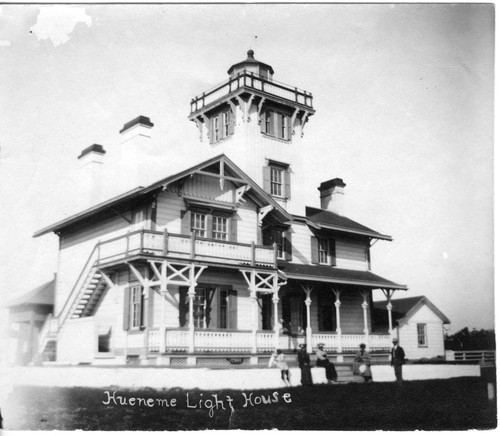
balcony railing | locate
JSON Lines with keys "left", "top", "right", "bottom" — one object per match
{"left": 148, "top": 328, "right": 391, "bottom": 353}
{"left": 96, "top": 229, "right": 277, "bottom": 268}
{"left": 190, "top": 71, "right": 314, "bottom": 114}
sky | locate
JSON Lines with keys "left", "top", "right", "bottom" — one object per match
{"left": 0, "top": 3, "right": 494, "bottom": 334}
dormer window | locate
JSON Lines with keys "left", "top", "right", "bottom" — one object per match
{"left": 210, "top": 109, "right": 233, "bottom": 144}
{"left": 182, "top": 208, "right": 236, "bottom": 242}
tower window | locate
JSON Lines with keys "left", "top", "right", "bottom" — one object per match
{"left": 270, "top": 167, "right": 283, "bottom": 197}
{"left": 211, "top": 110, "right": 233, "bottom": 143}
{"left": 260, "top": 110, "right": 291, "bottom": 141}
{"left": 263, "top": 160, "right": 291, "bottom": 199}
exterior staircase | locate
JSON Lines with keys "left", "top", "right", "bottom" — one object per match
{"left": 69, "top": 269, "right": 107, "bottom": 319}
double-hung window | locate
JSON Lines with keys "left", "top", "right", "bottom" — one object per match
{"left": 212, "top": 215, "right": 228, "bottom": 241}
{"left": 270, "top": 166, "right": 283, "bottom": 197}
{"left": 264, "top": 160, "right": 290, "bottom": 199}
{"left": 184, "top": 208, "right": 235, "bottom": 241}
{"left": 417, "top": 323, "right": 427, "bottom": 347}
{"left": 124, "top": 285, "right": 144, "bottom": 331}
{"left": 191, "top": 212, "right": 207, "bottom": 238}
{"left": 211, "top": 110, "right": 233, "bottom": 143}
{"left": 311, "top": 236, "right": 336, "bottom": 266}
{"left": 318, "top": 238, "right": 329, "bottom": 264}
{"left": 261, "top": 110, "right": 291, "bottom": 141}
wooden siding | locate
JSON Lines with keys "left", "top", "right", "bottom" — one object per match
{"left": 289, "top": 222, "right": 369, "bottom": 270}
{"left": 181, "top": 173, "right": 234, "bottom": 203}
{"left": 235, "top": 204, "right": 259, "bottom": 244}
{"left": 155, "top": 190, "right": 184, "bottom": 232}
{"left": 335, "top": 239, "right": 367, "bottom": 271}
{"left": 397, "top": 305, "right": 446, "bottom": 359}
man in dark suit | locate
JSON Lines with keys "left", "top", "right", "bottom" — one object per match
{"left": 391, "top": 338, "right": 405, "bottom": 384}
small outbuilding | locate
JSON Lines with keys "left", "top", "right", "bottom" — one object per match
{"left": 6, "top": 279, "right": 55, "bottom": 365}
{"left": 373, "top": 296, "right": 450, "bottom": 360}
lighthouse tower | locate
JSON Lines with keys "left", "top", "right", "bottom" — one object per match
{"left": 188, "top": 50, "right": 315, "bottom": 215}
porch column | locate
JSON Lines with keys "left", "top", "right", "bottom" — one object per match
{"left": 187, "top": 266, "right": 197, "bottom": 354}
{"left": 332, "top": 288, "right": 342, "bottom": 353}
{"left": 301, "top": 286, "right": 313, "bottom": 353}
{"left": 159, "top": 263, "right": 167, "bottom": 354}
{"left": 382, "top": 289, "right": 395, "bottom": 340}
{"left": 250, "top": 287, "right": 258, "bottom": 354}
{"left": 360, "top": 290, "right": 370, "bottom": 348}
{"left": 272, "top": 293, "right": 280, "bottom": 349}
{"left": 142, "top": 281, "right": 150, "bottom": 359}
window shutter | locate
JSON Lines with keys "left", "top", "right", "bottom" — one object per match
{"left": 229, "top": 110, "right": 235, "bottom": 135}
{"left": 284, "top": 228, "right": 292, "bottom": 261}
{"left": 181, "top": 210, "right": 191, "bottom": 235}
{"left": 228, "top": 290, "right": 238, "bottom": 329}
{"left": 263, "top": 165, "right": 271, "bottom": 193}
{"left": 148, "top": 287, "right": 155, "bottom": 328}
{"left": 206, "top": 214, "right": 213, "bottom": 239}
{"left": 311, "top": 236, "right": 319, "bottom": 264}
{"left": 230, "top": 214, "right": 238, "bottom": 242}
{"left": 329, "top": 239, "right": 336, "bottom": 266}
{"left": 284, "top": 169, "right": 291, "bottom": 199}
{"left": 123, "top": 287, "right": 131, "bottom": 331}
{"left": 140, "top": 290, "right": 146, "bottom": 329}
{"left": 287, "top": 115, "right": 292, "bottom": 140}
{"left": 260, "top": 112, "right": 266, "bottom": 134}
{"left": 179, "top": 287, "right": 188, "bottom": 327}
{"left": 270, "top": 112, "right": 275, "bottom": 136}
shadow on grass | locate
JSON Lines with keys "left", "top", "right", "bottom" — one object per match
{"left": 2, "top": 377, "right": 497, "bottom": 431}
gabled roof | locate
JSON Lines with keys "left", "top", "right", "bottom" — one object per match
{"left": 303, "top": 207, "right": 392, "bottom": 241}
{"left": 373, "top": 296, "right": 450, "bottom": 325}
{"left": 34, "top": 154, "right": 293, "bottom": 238}
{"left": 5, "top": 279, "right": 55, "bottom": 308}
{"left": 278, "top": 262, "right": 407, "bottom": 290}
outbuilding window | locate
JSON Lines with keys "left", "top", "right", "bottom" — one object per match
{"left": 417, "top": 323, "right": 427, "bottom": 347}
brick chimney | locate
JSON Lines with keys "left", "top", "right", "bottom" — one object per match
{"left": 318, "top": 178, "right": 346, "bottom": 215}
{"left": 77, "top": 144, "right": 106, "bottom": 208}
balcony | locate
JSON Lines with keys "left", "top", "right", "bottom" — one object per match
{"left": 189, "top": 71, "right": 314, "bottom": 115}
{"left": 95, "top": 229, "right": 277, "bottom": 269}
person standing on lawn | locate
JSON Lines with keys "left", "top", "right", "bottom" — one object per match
{"left": 268, "top": 349, "right": 291, "bottom": 386}
{"left": 297, "top": 343, "right": 313, "bottom": 386}
{"left": 353, "top": 343, "right": 372, "bottom": 382}
{"left": 315, "top": 343, "right": 338, "bottom": 383}
{"left": 391, "top": 338, "right": 405, "bottom": 384}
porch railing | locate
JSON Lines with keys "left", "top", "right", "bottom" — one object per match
{"left": 96, "top": 229, "right": 276, "bottom": 268}
{"left": 148, "top": 328, "right": 391, "bottom": 353}
{"left": 190, "top": 71, "right": 314, "bottom": 114}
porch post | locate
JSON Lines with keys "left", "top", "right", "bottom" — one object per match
{"left": 159, "top": 262, "right": 167, "bottom": 354}
{"left": 272, "top": 293, "right": 280, "bottom": 349}
{"left": 187, "top": 266, "right": 196, "bottom": 353}
{"left": 360, "top": 290, "right": 370, "bottom": 348}
{"left": 383, "top": 289, "right": 395, "bottom": 340}
{"left": 142, "top": 281, "right": 150, "bottom": 359}
{"left": 332, "top": 288, "right": 342, "bottom": 353}
{"left": 301, "top": 285, "right": 313, "bottom": 353}
{"left": 251, "top": 289, "right": 258, "bottom": 353}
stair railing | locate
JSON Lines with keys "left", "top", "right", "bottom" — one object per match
{"left": 57, "top": 243, "right": 100, "bottom": 328}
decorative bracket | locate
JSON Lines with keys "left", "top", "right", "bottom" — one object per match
{"left": 258, "top": 205, "right": 273, "bottom": 226}
{"left": 235, "top": 184, "right": 251, "bottom": 204}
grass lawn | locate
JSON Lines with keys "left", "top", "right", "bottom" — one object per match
{"left": 2, "top": 377, "right": 496, "bottom": 431}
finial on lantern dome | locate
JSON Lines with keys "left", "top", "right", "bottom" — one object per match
{"left": 247, "top": 49, "right": 255, "bottom": 59}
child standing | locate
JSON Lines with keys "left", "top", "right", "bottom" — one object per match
{"left": 269, "top": 349, "right": 291, "bottom": 386}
